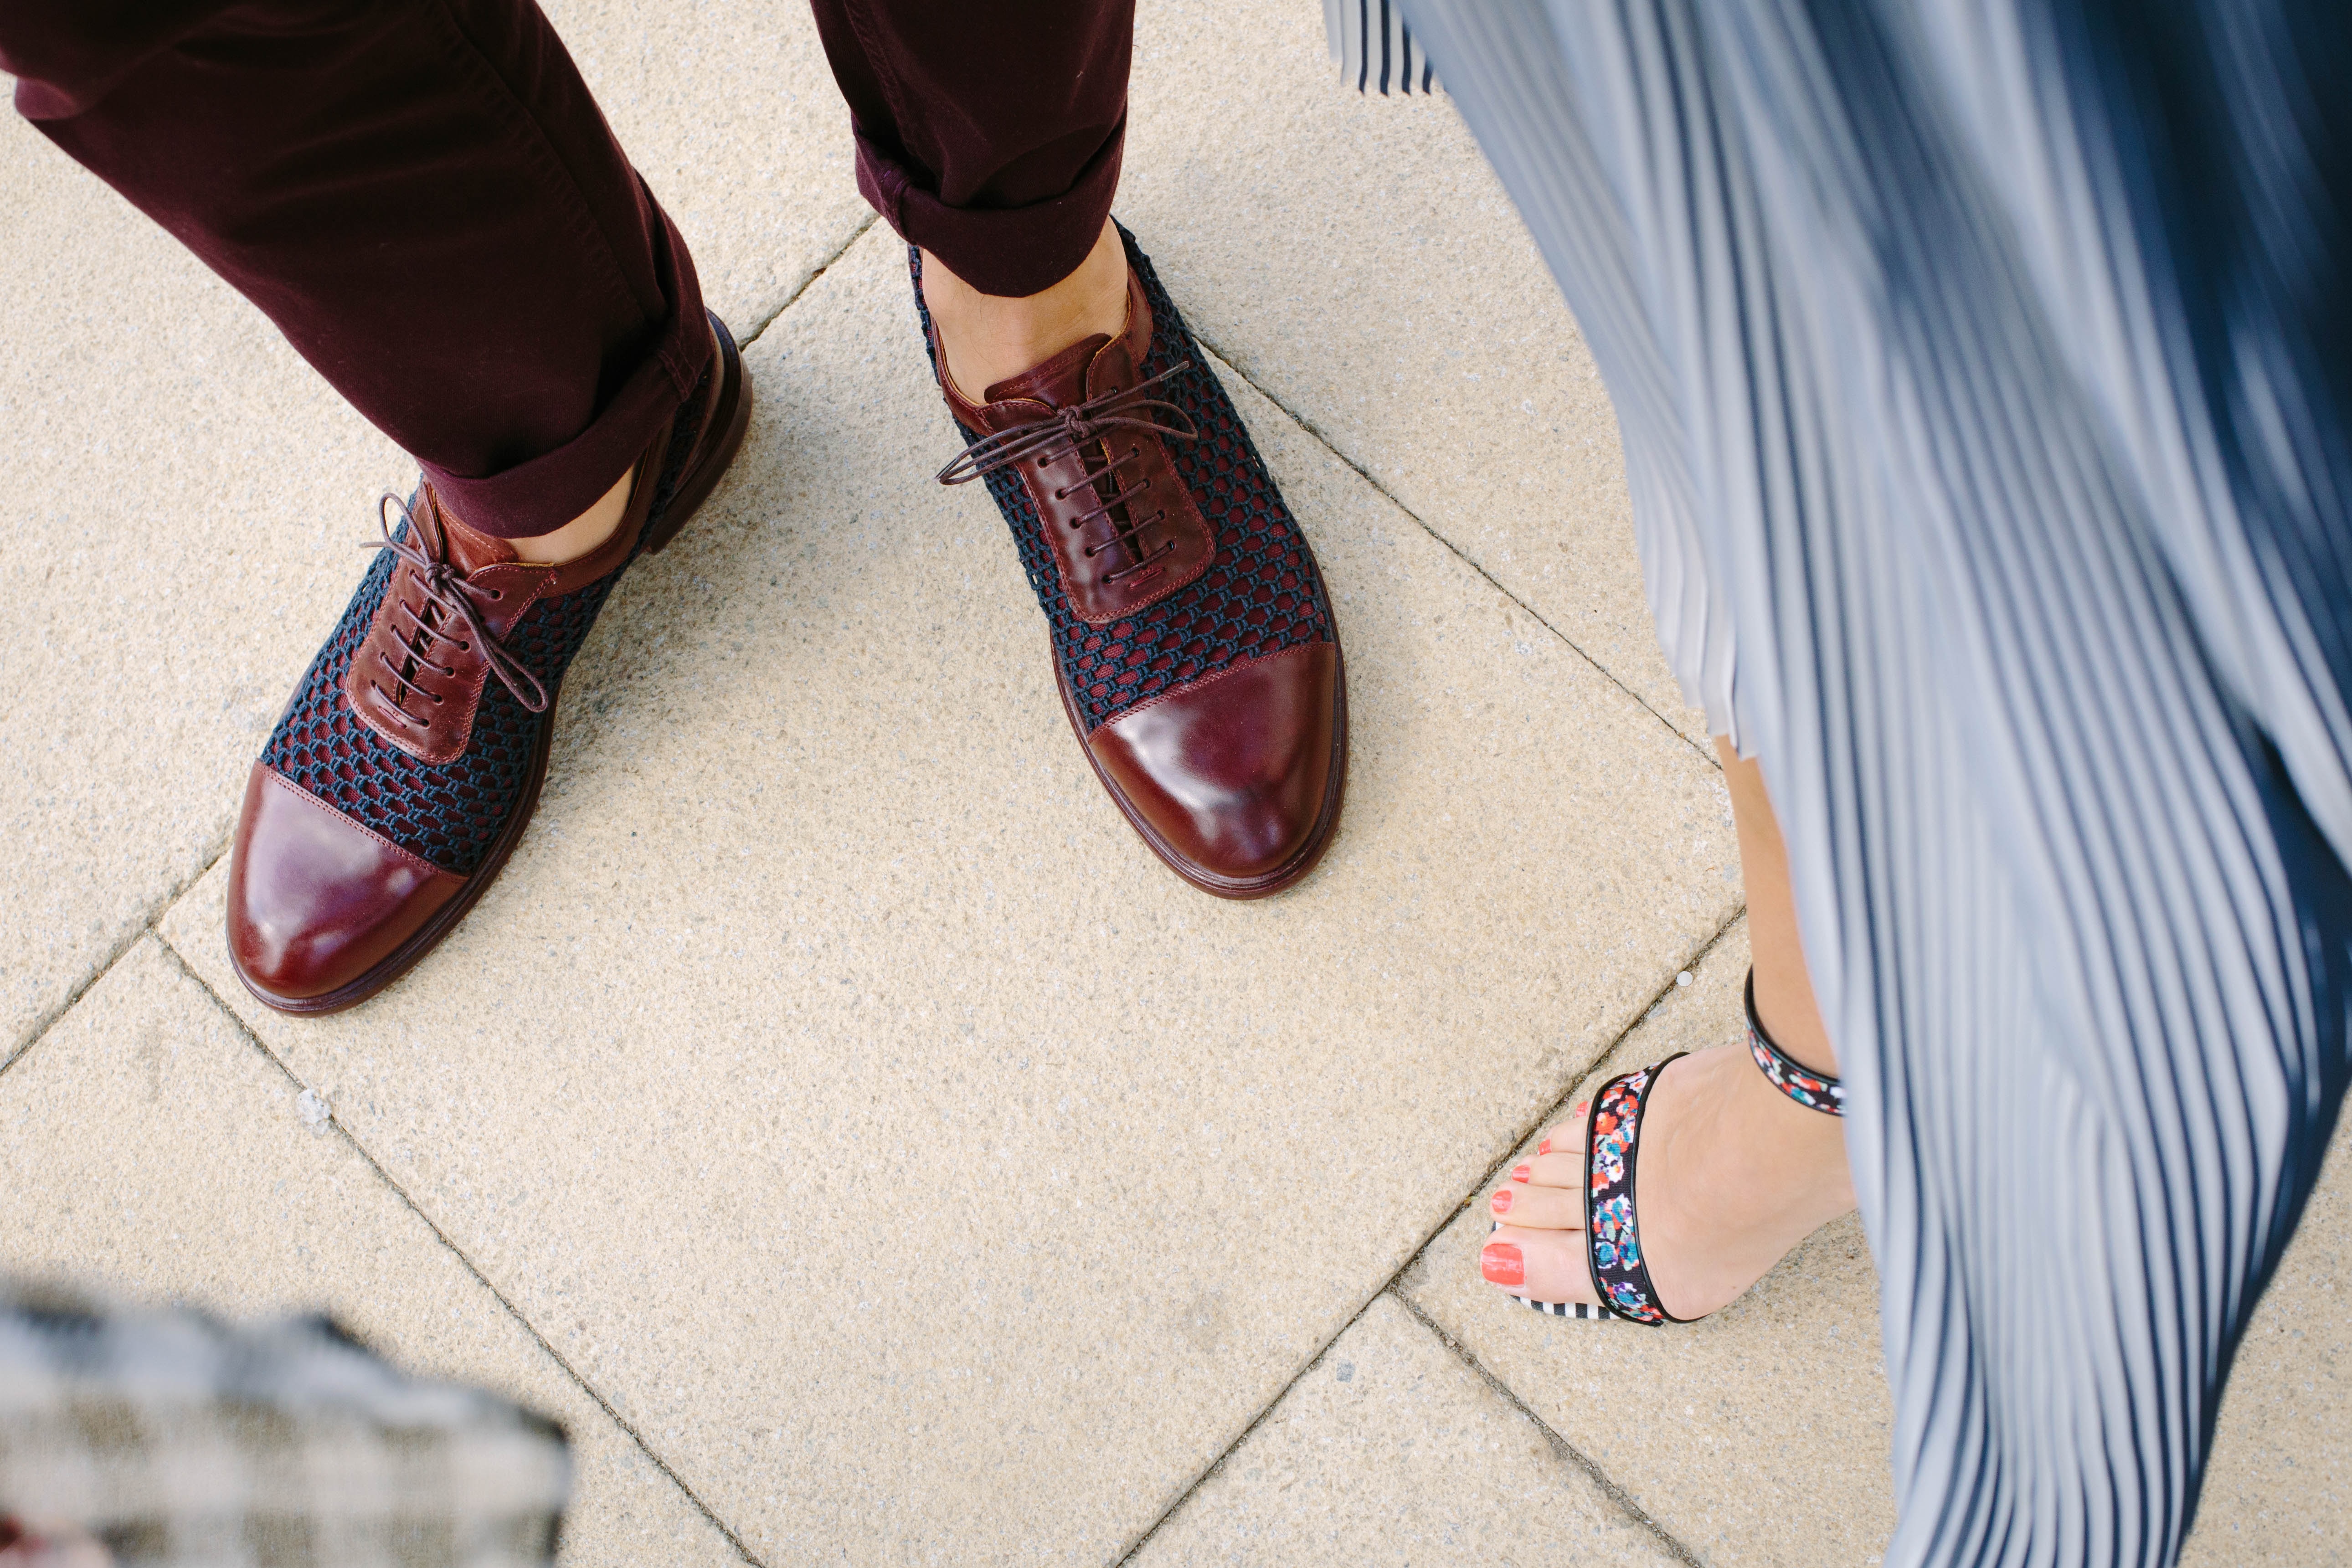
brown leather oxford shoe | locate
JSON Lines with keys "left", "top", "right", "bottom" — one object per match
{"left": 227, "top": 311, "right": 752, "bottom": 1013}
{"left": 920, "top": 227, "right": 1348, "bottom": 897}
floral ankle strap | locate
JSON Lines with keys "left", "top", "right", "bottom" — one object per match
{"left": 1745, "top": 971, "right": 1844, "bottom": 1116}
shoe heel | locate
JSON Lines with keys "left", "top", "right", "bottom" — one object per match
{"left": 645, "top": 313, "right": 755, "bottom": 556}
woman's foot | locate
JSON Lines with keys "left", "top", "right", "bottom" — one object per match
{"left": 1484, "top": 1038, "right": 1855, "bottom": 1319}
{"left": 1480, "top": 736, "right": 1854, "bottom": 1319}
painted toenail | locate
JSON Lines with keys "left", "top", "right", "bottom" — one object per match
{"left": 1510, "top": 1164, "right": 1531, "bottom": 1183}
{"left": 1481, "top": 1242, "right": 1525, "bottom": 1287}
{"left": 1537, "top": 1137, "right": 1551, "bottom": 1155}
{"left": 1490, "top": 1189, "right": 1513, "bottom": 1215}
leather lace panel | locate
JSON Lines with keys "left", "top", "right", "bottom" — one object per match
{"left": 916, "top": 229, "right": 1335, "bottom": 734}
{"left": 261, "top": 550, "right": 620, "bottom": 876}
{"left": 257, "top": 362, "right": 711, "bottom": 877}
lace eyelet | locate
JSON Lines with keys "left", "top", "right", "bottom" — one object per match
{"left": 488, "top": 590, "right": 503, "bottom": 601}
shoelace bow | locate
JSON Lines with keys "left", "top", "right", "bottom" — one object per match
{"left": 362, "top": 494, "right": 550, "bottom": 730}
{"left": 935, "top": 362, "right": 1200, "bottom": 582}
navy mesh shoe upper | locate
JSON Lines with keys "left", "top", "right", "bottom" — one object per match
{"left": 258, "top": 556, "right": 622, "bottom": 876}
{"left": 916, "top": 228, "right": 1336, "bottom": 735}
{"left": 257, "top": 368, "right": 711, "bottom": 878}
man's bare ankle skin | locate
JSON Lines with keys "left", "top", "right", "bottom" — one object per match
{"left": 920, "top": 217, "right": 1129, "bottom": 400}
{"left": 500, "top": 461, "right": 637, "bottom": 566}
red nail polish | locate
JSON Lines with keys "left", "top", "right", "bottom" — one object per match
{"left": 1537, "top": 1137, "right": 1551, "bottom": 1156}
{"left": 1481, "top": 1242, "right": 1525, "bottom": 1287}
{"left": 1510, "top": 1164, "right": 1531, "bottom": 1183}
{"left": 1490, "top": 1189, "right": 1513, "bottom": 1215}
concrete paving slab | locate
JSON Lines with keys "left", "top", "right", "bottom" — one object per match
{"left": 1130, "top": 1293, "right": 1678, "bottom": 1566}
{"left": 162, "top": 222, "right": 1739, "bottom": 1563}
{"left": 0, "top": 114, "right": 410, "bottom": 1063}
{"left": 540, "top": 0, "right": 870, "bottom": 334}
{"left": 2182, "top": 1131, "right": 2351, "bottom": 1567}
{"left": 1121, "top": 0, "right": 1707, "bottom": 745}
{"left": 1401, "top": 923, "right": 1904, "bottom": 1567}
{"left": 0, "top": 939, "right": 743, "bottom": 1568}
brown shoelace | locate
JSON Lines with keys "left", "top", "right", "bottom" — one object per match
{"left": 935, "top": 362, "right": 1200, "bottom": 582}
{"left": 362, "top": 494, "right": 551, "bottom": 733}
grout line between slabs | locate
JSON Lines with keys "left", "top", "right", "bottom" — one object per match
{"left": 1389, "top": 1289, "right": 1706, "bottom": 1568}
{"left": 1189, "top": 335, "right": 1715, "bottom": 769}
{"left": 737, "top": 212, "right": 879, "bottom": 350}
{"left": 149, "top": 934, "right": 767, "bottom": 1568}
{"left": 0, "top": 825, "right": 233, "bottom": 1082}
{"left": 1111, "top": 907, "right": 1745, "bottom": 1564}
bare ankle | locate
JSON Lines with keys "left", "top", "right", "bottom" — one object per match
{"left": 505, "top": 463, "right": 636, "bottom": 566}
{"left": 1639, "top": 1044, "right": 1856, "bottom": 1318}
{"left": 922, "top": 219, "right": 1129, "bottom": 400}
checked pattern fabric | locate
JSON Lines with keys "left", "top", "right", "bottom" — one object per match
{"left": 0, "top": 1278, "right": 567, "bottom": 1566}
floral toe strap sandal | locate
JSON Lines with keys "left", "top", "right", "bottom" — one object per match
{"left": 1508, "top": 970, "right": 1845, "bottom": 1322}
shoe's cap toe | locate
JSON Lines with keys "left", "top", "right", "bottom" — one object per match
{"left": 1086, "top": 643, "right": 1341, "bottom": 891}
{"left": 227, "top": 764, "right": 466, "bottom": 1003}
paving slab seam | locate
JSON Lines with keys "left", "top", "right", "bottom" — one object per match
{"left": 1110, "top": 908, "right": 1748, "bottom": 1564}
{"left": 144, "top": 934, "right": 768, "bottom": 1568}
{"left": 1108, "top": 1246, "right": 1402, "bottom": 1565}
{"left": 736, "top": 211, "right": 878, "bottom": 351}
{"left": 1185, "top": 334, "right": 1716, "bottom": 767}
{"left": 1372, "top": 911, "right": 1764, "bottom": 1568}
{"left": 2, "top": 825, "right": 235, "bottom": 1079}
{"left": 1428, "top": 908, "right": 1750, "bottom": 1265}
{"left": 1387, "top": 1287, "right": 1709, "bottom": 1568}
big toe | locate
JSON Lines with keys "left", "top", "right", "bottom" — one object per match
{"left": 1482, "top": 1222, "right": 1597, "bottom": 1307}
{"left": 228, "top": 764, "right": 466, "bottom": 1003}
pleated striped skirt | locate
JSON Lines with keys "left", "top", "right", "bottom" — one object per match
{"left": 1373, "top": 3, "right": 2352, "bottom": 1563}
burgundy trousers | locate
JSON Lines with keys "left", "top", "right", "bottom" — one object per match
{"left": 4, "top": 0, "right": 1133, "bottom": 538}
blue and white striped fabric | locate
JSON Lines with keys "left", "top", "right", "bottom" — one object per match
{"left": 1322, "top": 0, "right": 1436, "bottom": 96}
{"left": 1384, "top": 3, "right": 2352, "bottom": 1563}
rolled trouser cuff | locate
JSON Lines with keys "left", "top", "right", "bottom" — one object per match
{"left": 856, "top": 113, "right": 1124, "bottom": 300}
{"left": 424, "top": 185, "right": 711, "bottom": 540}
